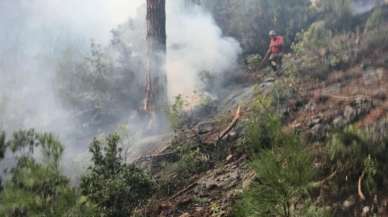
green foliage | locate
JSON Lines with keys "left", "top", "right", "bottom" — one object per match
{"left": 365, "top": 7, "right": 385, "bottom": 32}
{"left": 317, "top": 0, "right": 353, "bottom": 31}
{"left": 0, "top": 130, "right": 97, "bottom": 217}
{"left": 243, "top": 111, "right": 282, "bottom": 154}
{"left": 363, "top": 155, "right": 378, "bottom": 193}
{"left": 167, "top": 95, "right": 186, "bottom": 130}
{"left": 234, "top": 138, "right": 320, "bottom": 217}
{"left": 55, "top": 40, "right": 144, "bottom": 131}
{"left": 0, "top": 158, "right": 96, "bottom": 217}
{"left": 239, "top": 95, "right": 288, "bottom": 156}
{"left": 6, "top": 129, "right": 65, "bottom": 169}
{"left": 362, "top": 26, "right": 388, "bottom": 51}
{"left": 291, "top": 21, "right": 333, "bottom": 79}
{"left": 158, "top": 145, "right": 209, "bottom": 196}
{"left": 175, "top": 147, "right": 208, "bottom": 177}
{"left": 234, "top": 92, "right": 327, "bottom": 216}
{"left": 210, "top": 201, "right": 225, "bottom": 217}
{"left": 203, "top": 0, "right": 314, "bottom": 53}
{"left": 327, "top": 125, "right": 388, "bottom": 197}
{"left": 292, "top": 19, "right": 363, "bottom": 79}
{"left": 80, "top": 134, "right": 153, "bottom": 217}
{"left": 294, "top": 21, "right": 333, "bottom": 53}
{"left": 57, "top": 42, "right": 114, "bottom": 112}
{"left": 234, "top": 95, "right": 330, "bottom": 217}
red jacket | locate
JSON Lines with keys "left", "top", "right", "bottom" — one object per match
{"left": 269, "top": 36, "right": 284, "bottom": 54}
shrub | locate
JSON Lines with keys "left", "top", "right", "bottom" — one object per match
{"left": 158, "top": 145, "right": 209, "bottom": 196}
{"left": 292, "top": 21, "right": 333, "bottom": 78}
{"left": 326, "top": 124, "right": 388, "bottom": 196}
{"left": 0, "top": 130, "right": 97, "bottom": 217}
{"left": 365, "top": 7, "right": 385, "bottom": 32}
{"left": 292, "top": 21, "right": 362, "bottom": 79}
{"left": 202, "top": 0, "right": 314, "bottom": 53}
{"left": 239, "top": 95, "right": 292, "bottom": 156}
{"left": 80, "top": 134, "right": 153, "bottom": 217}
{"left": 317, "top": 0, "right": 353, "bottom": 31}
{"left": 243, "top": 111, "right": 282, "bottom": 155}
{"left": 233, "top": 138, "right": 321, "bottom": 217}
{"left": 362, "top": 27, "right": 388, "bottom": 52}
{"left": 167, "top": 95, "right": 186, "bottom": 130}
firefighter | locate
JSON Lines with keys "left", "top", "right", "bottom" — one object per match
{"left": 264, "top": 30, "right": 284, "bottom": 72}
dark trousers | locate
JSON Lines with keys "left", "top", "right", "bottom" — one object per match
{"left": 269, "top": 53, "right": 283, "bottom": 71}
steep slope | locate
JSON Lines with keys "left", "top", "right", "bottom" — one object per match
{"left": 132, "top": 6, "right": 388, "bottom": 217}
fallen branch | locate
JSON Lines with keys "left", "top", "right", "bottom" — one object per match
{"left": 358, "top": 171, "right": 366, "bottom": 201}
{"left": 169, "top": 182, "right": 197, "bottom": 201}
{"left": 218, "top": 106, "right": 241, "bottom": 142}
{"left": 310, "top": 170, "right": 337, "bottom": 188}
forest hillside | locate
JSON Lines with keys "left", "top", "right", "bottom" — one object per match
{"left": 1, "top": 0, "right": 388, "bottom": 217}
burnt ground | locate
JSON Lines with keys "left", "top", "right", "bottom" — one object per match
{"left": 132, "top": 52, "right": 388, "bottom": 217}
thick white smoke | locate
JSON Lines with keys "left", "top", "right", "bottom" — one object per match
{"left": 0, "top": 0, "right": 145, "bottom": 178}
{"left": 0, "top": 0, "right": 242, "bottom": 173}
{"left": 167, "top": 1, "right": 242, "bottom": 99}
{"left": 0, "top": 0, "right": 144, "bottom": 137}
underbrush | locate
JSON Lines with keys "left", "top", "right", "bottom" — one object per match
{"left": 290, "top": 6, "right": 388, "bottom": 80}
{"left": 323, "top": 123, "right": 388, "bottom": 216}
{"left": 157, "top": 144, "right": 210, "bottom": 196}
{"left": 233, "top": 92, "right": 328, "bottom": 217}
{"left": 234, "top": 92, "right": 388, "bottom": 216}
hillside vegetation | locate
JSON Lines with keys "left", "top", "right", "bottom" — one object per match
{"left": 1, "top": 1, "right": 388, "bottom": 217}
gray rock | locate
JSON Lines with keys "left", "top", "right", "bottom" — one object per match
{"left": 344, "top": 105, "right": 356, "bottom": 122}
{"left": 342, "top": 196, "right": 356, "bottom": 209}
{"left": 333, "top": 116, "right": 345, "bottom": 128}
{"left": 311, "top": 124, "right": 327, "bottom": 139}
{"left": 361, "top": 206, "right": 370, "bottom": 217}
{"left": 196, "top": 121, "right": 216, "bottom": 134}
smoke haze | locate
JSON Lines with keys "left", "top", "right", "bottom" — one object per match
{"left": 167, "top": 1, "right": 241, "bottom": 99}
{"left": 0, "top": 0, "right": 241, "bottom": 174}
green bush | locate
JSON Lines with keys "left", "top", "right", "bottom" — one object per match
{"left": 202, "top": 0, "right": 314, "bottom": 53}
{"left": 362, "top": 27, "right": 388, "bottom": 51}
{"left": 365, "top": 7, "right": 385, "bottom": 32}
{"left": 167, "top": 95, "right": 186, "bottom": 130}
{"left": 158, "top": 145, "right": 209, "bottom": 196}
{"left": 326, "top": 125, "right": 388, "bottom": 197}
{"left": 239, "top": 95, "right": 291, "bottom": 156}
{"left": 235, "top": 100, "right": 327, "bottom": 217}
{"left": 243, "top": 111, "right": 282, "bottom": 155}
{"left": 317, "top": 0, "right": 353, "bottom": 31}
{"left": 292, "top": 20, "right": 363, "bottom": 79}
{"left": 80, "top": 134, "right": 154, "bottom": 217}
{"left": 0, "top": 130, "right": 97, "bottom": 217}
{"left": 291, "top": 21, "right": 333, "bottom": 78}
{"left": 233, "top": 138, "right": 321, "bottom": 217}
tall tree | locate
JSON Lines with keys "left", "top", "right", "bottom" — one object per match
{"left": 144, "top": 0, "right": 168, "bottom": 119}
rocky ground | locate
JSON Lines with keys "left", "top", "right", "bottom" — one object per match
{"left": 130, "top": 49, "right": 388, "bottom": 216}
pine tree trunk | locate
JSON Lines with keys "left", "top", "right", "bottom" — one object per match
{"left": 144, "top": 0, "right": 167, "bottom": 115}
